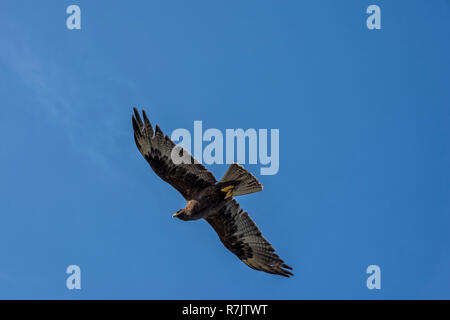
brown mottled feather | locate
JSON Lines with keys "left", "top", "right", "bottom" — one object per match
{"left": 206, "top": 200, "right": 293, "bottom": 277}
{"left": 132, "top": 108, "right": 216, "bottom": 200}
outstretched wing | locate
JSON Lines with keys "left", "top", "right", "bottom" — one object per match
{"left": 206, "top": 200, "right": 293, "bottom": 277}
{"left": 132, "top": 108, "right": 216, "bottom": 200}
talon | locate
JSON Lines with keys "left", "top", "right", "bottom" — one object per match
{"left": 221, "top": 185, "right": 235, "bottom": 199}
{"left": 221, "top": 185, "right": 234, "bottom": 192}
{"left": 224, "top": 190, "right": 234, "bottom": 199}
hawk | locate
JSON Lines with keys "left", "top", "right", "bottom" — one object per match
{"left": 132, "top": 108, "right": 293, "bottom": 277}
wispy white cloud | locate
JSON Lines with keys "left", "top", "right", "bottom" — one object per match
{"left": 0, "top": 18, "right": 131, "bottom": 173}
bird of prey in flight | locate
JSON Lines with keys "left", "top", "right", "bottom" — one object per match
{"left": 132, "top": 108, "right": 293, "bottom": 277}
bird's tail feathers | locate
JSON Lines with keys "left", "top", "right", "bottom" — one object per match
{"left": 220, "top": 163, "right": 263, "bottom": 196}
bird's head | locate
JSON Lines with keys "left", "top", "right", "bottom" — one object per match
{"left": 172, "top": 200, "right": 200, "bottom": 221}
{"left": 172, "top": 209, "right": 188, "bottom": 220}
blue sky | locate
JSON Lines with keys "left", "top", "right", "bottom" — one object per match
{"left": 0, "top": 1, "right": 449, "bottom": 299}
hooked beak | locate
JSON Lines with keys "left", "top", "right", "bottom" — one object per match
{"left": 172, "top": 211, "right": 181, "bottom": 218}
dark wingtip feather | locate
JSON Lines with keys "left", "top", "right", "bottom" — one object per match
{"left": 133, "top": 107, "right": 143, "bottom": 126}
{"left": 279, "top": 267, "right": 294, "bottom": 277}
{"left": 133, "top": 132, "right": 142, "bottom": 150}
{"left": 282, "top": 264, "right": 293, "bottom": 270}
{"left": 155, "top": 124, "right": 163, "bottom": 136}
{"left": 142, "top": 109, "right": 154, "bottom": 137}
{"left": 142, "top": 109, "right": 149, "bottom": 122}
{"left": 132, "top": 115, "right": 140, "bottom": 134}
